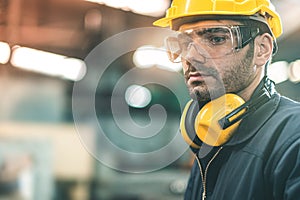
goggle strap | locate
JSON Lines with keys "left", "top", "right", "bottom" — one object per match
{"left": 239, "top": 26, "right": 260, "bottom": 49}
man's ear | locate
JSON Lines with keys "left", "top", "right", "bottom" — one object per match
{"left": 254, "top": 33, "right": 273, "bottom": 67}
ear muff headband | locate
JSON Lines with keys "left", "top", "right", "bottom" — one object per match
{"left": 219, "top": 88, "right": 271, "bottom": 129}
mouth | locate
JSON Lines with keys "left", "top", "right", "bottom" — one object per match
{"left": 188, "top": 72, "right": 212, "bottom": 85}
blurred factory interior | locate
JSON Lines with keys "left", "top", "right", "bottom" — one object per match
{"left": 0, "top": 0, "right": 299, "bottom": 199}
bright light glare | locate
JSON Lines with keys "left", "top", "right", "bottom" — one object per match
{"left": 11, "top": 46, "right": 86, "bottom": 81}
{"left": 133, "top": 45, "right": 182, "bottom": 72}
{"left": 133, "top": 45, "right": 158, "bottom": 69}
{"left": 19, "top": 167, "right": 33, "bottom": 199}
{"left": 102, "top": 0, "right": 128, "bottom": 9}
{"left": 125, "top": 84, "right": 152, "bottom": 108}
{"left": 288, "top": 60, "right": 300, "bottom": 83}
{"left": 130, "top": 0, "right": 170, "bottom": 17}
{"left": 84, "top": 0, "right": 169, "bottom": 17}
{"left": 0, "top": 42, "right": 11, "bottom": 64}
{"left": 268, "top": 61, "right": 289, "bottom": 84}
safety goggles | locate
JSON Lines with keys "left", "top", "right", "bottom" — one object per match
{"left": 165, "top": 25, "right": 260, "bottom": 63}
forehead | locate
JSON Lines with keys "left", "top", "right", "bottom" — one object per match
{"left": 178, "top": 19, "right": 241, "bottom": 31}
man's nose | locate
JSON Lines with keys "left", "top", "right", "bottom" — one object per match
{"left": 184, "top": 43, "right": 207, "bottom": 64}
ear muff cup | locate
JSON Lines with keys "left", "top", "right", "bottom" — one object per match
{"left": 195, "top": 94, "right": 245, "bottom": 146}
{"left": 180, "top": 94, "right": 246, "bottom": 147}
{"left": 180, "top": 99, "right": 203, "bottom": 149}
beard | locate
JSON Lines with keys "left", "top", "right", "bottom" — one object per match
{"left": 184, "top": 45, "right": 255, "bottom": 102}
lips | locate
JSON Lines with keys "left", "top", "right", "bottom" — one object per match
{"left": 188, "top": 72, "right": 211, "bottom": 83}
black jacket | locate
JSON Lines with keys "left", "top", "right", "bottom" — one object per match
{"left": 184, "top": 92, "right": 300, "bottom": 200}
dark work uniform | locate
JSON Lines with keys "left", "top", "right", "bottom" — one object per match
{"left": 184, "top": 84, "right": 300, "bottom": 200}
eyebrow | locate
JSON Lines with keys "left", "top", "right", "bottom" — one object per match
{"left": 182, "top": 26, "right": 230, "bottom": 36}
{"left": 201, "top": 27, "right": 229, "bottom": 34}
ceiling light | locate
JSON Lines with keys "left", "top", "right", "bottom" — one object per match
{"left": 10, "top": 46, "right": 86, "bottom": 81}
{"left": 268, "top": 61, "right": 289, "bottom": 84}
{"left": 288, "top": 60, "right": 300, "bottom": 83}
{"left": 84, "top": 0, "right": 170, "bottom": 17}
{"left": 133, "top": 45, "right": 182, "bottom": 72}
{"left": 125, "top": 84, "right": 151, "bottom": 108}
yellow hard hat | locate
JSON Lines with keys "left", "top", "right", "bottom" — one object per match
{"left": 153, "top": 0, "right": 282, "bottom": 38}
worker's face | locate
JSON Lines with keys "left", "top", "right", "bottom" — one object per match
{"left": 177, "top": 20, "right": 256, "bottom": 101}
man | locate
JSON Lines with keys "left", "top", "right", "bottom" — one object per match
{"left": 154, "top": 0, "right": 300, "bottom": 199}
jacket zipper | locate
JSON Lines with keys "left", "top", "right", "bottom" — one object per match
{"left": 195, "top": 147, "right": 223, "bottom": 200}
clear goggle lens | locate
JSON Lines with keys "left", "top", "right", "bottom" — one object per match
{"left": 165, "top": 25, "right": 260, "bottom": 63}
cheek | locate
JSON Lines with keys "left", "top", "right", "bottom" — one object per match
{"left": 210, "top": 58, "right": 241, "bottom": 85}
{"left": 221, "top": 53, "right": 255, "bottom": 90}
{"left": 209, "top": 60, "right": 230, "bottom": 78}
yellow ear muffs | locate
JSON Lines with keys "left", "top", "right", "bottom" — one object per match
{"left": 195, "top": 94, "right": 246, "bottom": 146}
{"left": 180, "top": 78, "right": 274, "bottom": 148}
{"left": 180, "top": 94, "right": 246, "bottom": 147}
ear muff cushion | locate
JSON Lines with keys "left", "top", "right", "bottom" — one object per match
{"left": 180, "top": 100, "right": 203, "bottom": 149}
{"left": 195, "top": 94, "right": 245, "bottom": 146}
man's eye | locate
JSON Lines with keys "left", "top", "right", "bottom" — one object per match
{"left": 208, "top": 35, "right": 227, "bottom": 45}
